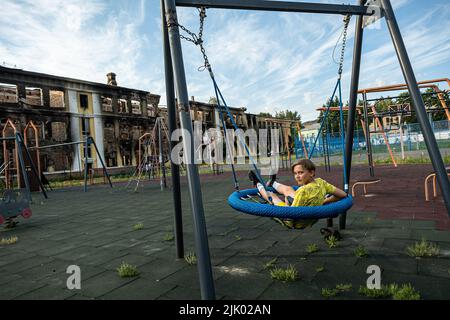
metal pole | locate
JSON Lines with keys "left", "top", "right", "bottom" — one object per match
{"left": 175, "top": 0, "right": 372, "bottom": 15}
{"left": 90, "top": 137, "right": 113, "bottom": 188}
{"left": 380, "top": 0, "right": 450, "bottom": 216}
{"left": 17, "top": 133, "right": 48, "bottom": 199}
{"left": 343, "top": 0, "right": 365, "bottom": 229}
{"left": 363, "top": 93, "right": 375, "bottom": 177}
{"left": 164, "top": 0, "right": 215, "bottom": 300}
{"left": 399, "top": 116, "right": 405, "bottom": 160}
{"left": 161, "top": 0, "right": 184, "bottom": 260}
{"left": 15, "top": 134, "right": 32, "bottom": 202}
{"left": 83, "top": 118, "right": 89, "bottom": 193}
{"left": 158, "top": 118, "right": 167, "bottom": 190}
{"left": 29, "top": 141, "right": 85, "bottom": 150}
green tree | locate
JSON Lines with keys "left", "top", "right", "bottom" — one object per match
{"left": 259, "top": 112, "right": 273, "bottom": 118}
{"left": 317, "top": 97, "right": 347, "bottom": 136}
{"left": 422, "top": 88, "right": 448, "bottom": 122}
{"left": 395, "top": 89, "right": 450, "bottom": 123}
{"left": 275, "top": 110, "right": 301, "bottom": 121}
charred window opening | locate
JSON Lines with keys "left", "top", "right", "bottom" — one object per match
{"left": 81, "top": 118, "right": 91, "bottom": 136}
{"left": 118, "top": 99, "right": 128, "bottom": 113}
{"left": 80, "top": 94, "right": 89, "bottom": 110}
{"left": 205, "top": 111, "right": 213, "bottom": 123}
{"left": 43, "top": 121, "right": 67, "bottom": 142}
{"left": 132, "top": 125, "right": 142, "bottom": 140}
{"left": 147, "top": 103, "right": 156, "bottom": 117}
{"left": 52, "top": 122, "right": 68, "bottom": 142}
{"left": 50, "top": 90, "right": 65, "bottom": 109}
{"left": 102, "top": 96, "right": 113, "bottom": 112}
{"left": 119, "top": 124, "right": 132, "bottom": 166}
{"left": 42, "top": 147, "right": 72, "bottom": 173}
{"left": 26, "top": 87, "right": 43, "bottom": 106}
{"left": 131, "top": 100, "right": 141, "bottom": 115}
{"left": 103, "top": 120, "right": 117, "bottom": 167}
{"left": 0, "top": 83, "right": 18, "bottom": 103}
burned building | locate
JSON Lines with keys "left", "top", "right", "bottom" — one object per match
{"left": 0, "top": 66, "right": 161, "bottom": 177}
{"left": 1, "top": 66, "right": 300, "bottom": 184}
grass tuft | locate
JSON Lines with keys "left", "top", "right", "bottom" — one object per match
{"left": 306, "top": 244, "right": 319, "bottom": 254}
{"left": 325, "top": 235, "right": 339, "bottom": 248}
{"left": 321, "top": 288, "right": 339, "bottom": 299}
{"left": 133, "top": 223, "right": 144, "bottom": 231}
{"left": 0, "top": 236, "right": 18, "bottom": 245}
{"left": 358, "top": 283, "right": 420, "bottom": 300}
{"left": 163, "top": 233, "right": 175, "bottom": 242}
{"left": 392, "top": 284, "right": 421, "bottom": 300}
{"left": 336, "top": 284, "right": 353, "bottom": 292}
{"left": 270, "top": 265, "right": 298, "bottom": 282}
{"left": 117, "top": 262, "right": 139, "bottom": 278}
{"left": 354, "top": 245, "right": 368, "bottom": 258}
{"left": 406, "top": 239, "right": 440, "bottom": 258}
{"left": 185, "top": 252, "right": 197, "bottom": 265}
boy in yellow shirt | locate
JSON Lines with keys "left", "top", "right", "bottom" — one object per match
{"left": 252, "top": 159, "right": 347, "bottom": 229}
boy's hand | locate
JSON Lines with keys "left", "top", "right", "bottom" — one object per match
{"left": 323, "top": 195, "right": 338, "bottom": 205}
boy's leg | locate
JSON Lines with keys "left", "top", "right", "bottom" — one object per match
{"left": 271, "top": 181, "right": 296, "bottom": 198}
{"left": 256, "top": 184, "right": 286, "bottom": 205}
{"left": 256, "top": 183, "right": 271, "bottom": 203}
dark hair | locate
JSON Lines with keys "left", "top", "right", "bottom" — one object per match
{"left": 291, "top": 159, "right": 316, "bottom": 173}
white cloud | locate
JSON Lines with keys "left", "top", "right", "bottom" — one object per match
{"left": 0, "top": 0, "right": 152, "bottom": 91}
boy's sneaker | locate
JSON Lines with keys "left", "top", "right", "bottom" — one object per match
{"left": 267, "top": 174, "right": 277, "bottom": 188}
{"left": 320, "top": 227, "right": 343, "bottom": 240}
{"left": 248, "top": 170, "right": 260, "bottom": 186}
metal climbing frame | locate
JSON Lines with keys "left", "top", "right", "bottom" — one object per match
{"left": 162, "top": 0, "right": 450, "bottom": 300}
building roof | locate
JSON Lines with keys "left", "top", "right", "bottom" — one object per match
{"left": 0, "top": 66, "right": 159, "bottom": 98}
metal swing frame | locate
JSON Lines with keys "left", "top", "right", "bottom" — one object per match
{"left": 161, "top": 0, "right": 450, "bottom": 300}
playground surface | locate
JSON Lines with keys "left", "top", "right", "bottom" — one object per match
{"left": 0, "top": 164, "right": 449, "bottom": 300}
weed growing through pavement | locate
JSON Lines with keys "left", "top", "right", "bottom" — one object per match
{"left": 270, "top": 265, "right": 298, "bottom": 282}
{"left": 117, "top": 262, "right": 139, "bottom": 278}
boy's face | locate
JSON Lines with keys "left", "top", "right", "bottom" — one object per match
{"left": 293, "top": 165, "right": 315, "bottom": 185}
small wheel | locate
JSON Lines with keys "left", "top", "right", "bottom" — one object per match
{"left": 22, "top": 208, "right": 32, "bottom": 219}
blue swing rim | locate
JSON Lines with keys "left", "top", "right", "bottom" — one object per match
{"left": 228, "top": 188, "right": 353, "bottom": 220}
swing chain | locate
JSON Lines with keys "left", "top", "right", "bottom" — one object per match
{"left": 338, "top": 15, "right": 351, "bottom": 78}
{"left": 169, "top": 7, "right": 211, "bottom": 72}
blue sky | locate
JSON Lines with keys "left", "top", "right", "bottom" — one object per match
{"left": 1, "top": 0, "right": 449, "bottom": 121}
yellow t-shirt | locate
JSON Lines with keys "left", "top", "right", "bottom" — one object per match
{"left": 276, "top": 178, "right": 336, "bottom": 207}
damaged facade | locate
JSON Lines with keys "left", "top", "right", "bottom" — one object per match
{"left": 0, "top": 67, "right": 161, "bottom": 176}
{"left": 0, "top": 66, "right": 298, "bottom": 179}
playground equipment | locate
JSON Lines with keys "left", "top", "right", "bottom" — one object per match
{"left": 425, "top": 167, "right": 450, "bottom": 202}
{"left": 1, "top": 121, "right": 47, "bottom": 200}
{"left": 221, "top": 15, "right": 354, "bottom": 223}
{"left": 358, "top": 79, "right": 450, "bottom": 174}
{"left": 162, "top": 0, "right": 450, "bottom": 300}
{"left": 228, "top": 187, "right": 353, "bottom": 219}
{"left": 0, "top": 189, "right": 32, "bottom": 227}
{"left": 126, "top": 117, "right": 170, "bottom": 192}
{"left": 25, "top": 117, "right": 113, "bottom": 192}
{"left": 1, "top": 130, "right": 47, "bottom": 226}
